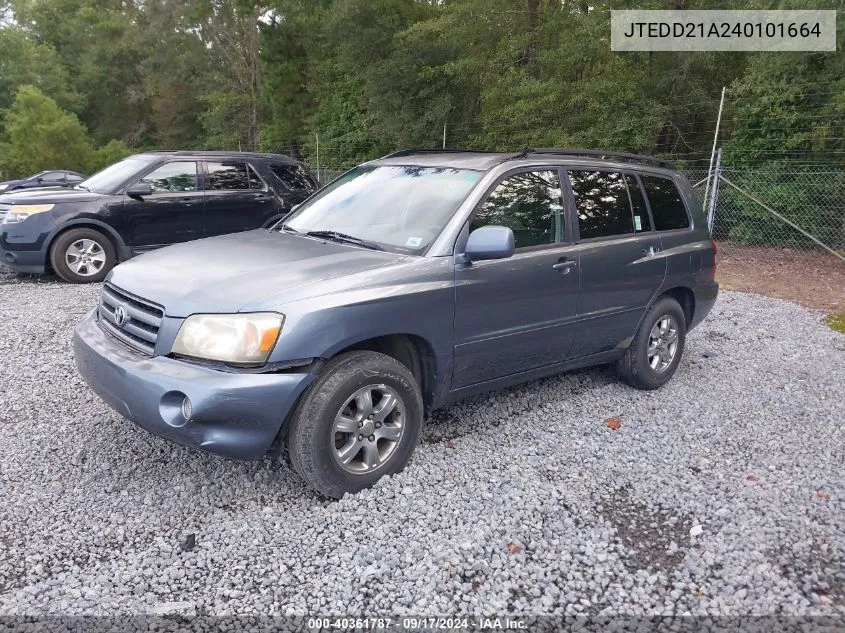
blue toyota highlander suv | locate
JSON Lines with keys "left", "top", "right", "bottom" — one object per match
{"left": 73, "top": 149, "right": 718, "bottom": 497}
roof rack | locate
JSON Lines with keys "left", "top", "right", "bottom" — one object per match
{"left": 519, "top": 148, "right": 676, "bottom": 170}
{"left": 379, "top": 148, "right": 513, "bottom": 159}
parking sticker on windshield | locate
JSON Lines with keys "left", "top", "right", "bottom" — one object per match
{"left": 405, "top": 236, "right": 423, "bottom": 248}
{"left": 634, "top": 216, "right": 642, "bottom": 231}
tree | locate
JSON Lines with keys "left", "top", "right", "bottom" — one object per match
{"left": 0, "top": 86, "right": 93, "bottom": 177}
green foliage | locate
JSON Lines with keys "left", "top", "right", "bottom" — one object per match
{"left": 826, "top": 312, "right": 845, "bottom": 334}
{"left": 88, "top": 139, "right": 131, "bottom": 173}
{"left": 0, "top": 0, "right": 842, "bottom": 226}
{"left": 0, "top": 86, "right": 93, "bottom": 177}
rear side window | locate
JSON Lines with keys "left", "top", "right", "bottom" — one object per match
{"left": 270, "top": 164, "right": 317, "bottom": 191}
{"left": 641, "top": 175, "right": 690, "bottom": 231}
{"left": 206, "top": 162, "right": 260, "bottom": 191}
{"left": 569, "top": 170, "right": 633, "bottom": 239}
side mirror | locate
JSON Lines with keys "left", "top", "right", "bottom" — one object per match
{"left": 126, "top": 182, "right": 153, "bottom": 198}
{"left": 465, "top": 225, "right": 515, "bottom": 262}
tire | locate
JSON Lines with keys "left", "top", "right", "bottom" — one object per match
{"left": 616, "top": 296, "right": 687, "bottom": 390}
{"left": 287, "top": 351, "right": 423, "bottom": 498}
{"left": 49, "top": 228, "right": 116, "bottom": 283}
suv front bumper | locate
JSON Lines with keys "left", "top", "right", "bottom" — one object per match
{"left": 73, "top": 309, "right": 315, "bottom": 460}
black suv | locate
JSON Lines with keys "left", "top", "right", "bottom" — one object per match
{"left": 0, "top": 151, "right": 318, "bottom": 283}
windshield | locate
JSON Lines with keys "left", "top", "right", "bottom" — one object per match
{"left": 78, "top": 156, "right": 157, "bottom": 194}
{"left": 284, "top": 165, "right": 483, "bottom": 254}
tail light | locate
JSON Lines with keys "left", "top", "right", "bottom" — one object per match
{"left": 710, "top": 239, "right": 718, "bottom": 281}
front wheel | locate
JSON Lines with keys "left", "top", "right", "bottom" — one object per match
{"left": 287, "top": 351, "right": 423, "bottom": 498}
{"left": 616, "top": 296, "right": 687, "bottom": 390}
{"left": 49, "top": 228, "right": 116, "bottom": 283}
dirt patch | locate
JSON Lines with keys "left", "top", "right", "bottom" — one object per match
{"left": 716, "top": 244, "right": 845, "bottom": 314}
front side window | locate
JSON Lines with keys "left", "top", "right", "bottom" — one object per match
{"left": 569, "top": 170, "right": 633, "bottom": 240}
{"left": 641, "top": 175, "right": 690, "bottom": 231}
{"left": 471, "top": 170, "right": 563, "bottom": 249}
{"left": 285, "top": 165, "right": 482, "bottom": 254}
{"left": 82, "top": 156, "right": 158, "bottom": 194}
{"left": 139, "top": 161, "right": 198, "bottom": 193}
{"left": 270, "top": 164, "right": 318, "bottom": 191}
{"left": 206, "top": 162, "right": 252, "bottom": 191}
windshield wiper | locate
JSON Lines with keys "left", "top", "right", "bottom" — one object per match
{"left": 305, "top": 230, "right": 383, "bottom": 251}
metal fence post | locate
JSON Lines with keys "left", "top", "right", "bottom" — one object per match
{"left": 707, "top": 148, "right": 722, "bottom": 234}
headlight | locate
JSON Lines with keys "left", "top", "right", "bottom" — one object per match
{"left": 2, "top": 204, "right": 54, "bottom": 223}
{"left": 172, "top": 313, "right": 284, "bottom": 365}
{"left": 0, "top": 184, "right": 8, "bottom": 191}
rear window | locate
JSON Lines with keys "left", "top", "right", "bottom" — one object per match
{"left": 270, "top": 163, "right": 318, "bottom": 191}
{"left": 641, "top": 175, "right": 690, "bottom": 231}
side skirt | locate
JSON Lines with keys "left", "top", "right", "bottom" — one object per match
{"left": 440, "top": 348, "right": 625, "bottom": 407}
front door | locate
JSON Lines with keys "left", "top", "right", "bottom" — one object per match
{"left": 202, "top": 161, "right": 277, "bottom": 237}
{"left": 453, "top": 168, "right": 580, "bottom": 389}
{"left": 565, "top": 169, "right": 666, "bottom": 359}
{"left": 123, "top": 160, "right": 204, "bottom": 250}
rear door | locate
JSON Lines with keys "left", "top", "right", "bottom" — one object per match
{"left": 202, "top": 160, "right": 276, "bottom": 237}
{"left": 565, "top": 168, "right": 666, "bottom": 359}
{"left": 452, "top": 168, "right": 580, "bottom": 389}
{"left": 122, "top": 160, "right": 205, "bottom": 250}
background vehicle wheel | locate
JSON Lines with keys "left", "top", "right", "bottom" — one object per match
{"left": 287, "top": 350, "right": 423, "bottom": 498}
{"left": 616, "top": 296, "right": 687, "bottom": 390}
{"left": 49, "top": 228, "right": 116, "bottom": 283}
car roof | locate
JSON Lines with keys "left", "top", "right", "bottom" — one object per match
{"left": 370, "top": 148, "right": 678, "bottom": 173}
{"left": 137, "top": 150, "right": 298, "bottom": 164}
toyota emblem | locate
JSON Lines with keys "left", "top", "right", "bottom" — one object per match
{"left": 113, "top": 305, "right": 127, "bottom": 327}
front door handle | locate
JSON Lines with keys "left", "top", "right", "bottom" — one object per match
{"left": 552, "top": 259, "right": 577, "bottom": 274}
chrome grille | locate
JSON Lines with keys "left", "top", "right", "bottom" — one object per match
{"left": 98, "top": 283, "right": 164, "bottom": 355}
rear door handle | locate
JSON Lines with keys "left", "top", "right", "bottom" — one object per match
{"left": 552, "top": 259, "right": 577, "bottom": 273}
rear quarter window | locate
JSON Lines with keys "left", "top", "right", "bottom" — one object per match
{"left": 641, "top": 175, "right": 690, "bottom": 231}
{"left": 270, "top": 164, "right": 318, "bottom": 191}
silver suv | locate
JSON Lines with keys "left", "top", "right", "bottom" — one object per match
{"left": 74, "top": 149, "right": 718, "bottom": 497}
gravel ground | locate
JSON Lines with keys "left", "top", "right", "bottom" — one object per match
{"left": 0, "top": 266, "right": 843, "bottom": 621}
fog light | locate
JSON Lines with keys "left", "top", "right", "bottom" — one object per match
{"left": 181, "top": 396, "right": 193, "bottom": 421}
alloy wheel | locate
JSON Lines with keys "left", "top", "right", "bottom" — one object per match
{"left": 331, "top": 384, "right": 405, "bottom": 474}
{"left": 647, "top": 314, "right": 679, "bottom": 373}
{"left": 65, "top": 239, "right": 106, "bottom": 277}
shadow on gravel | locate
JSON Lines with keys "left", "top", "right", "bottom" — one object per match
{"left": 602, "top": 488, "right": 691, "bottom": 574}
{"left": 0, "top": 268, "right": 62, "bottom": 285}
{"left": 420, "top": 366, "right": 616, "bottom": 445}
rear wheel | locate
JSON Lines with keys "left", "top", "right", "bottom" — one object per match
{"left": 50, "top": 228, "right": 116, "bottom": 283}
{"left": 287, "top": 351, "right": 423, "bottom": 498}
{"left": 616, "top": 296, "right": 687, "bottom": 390}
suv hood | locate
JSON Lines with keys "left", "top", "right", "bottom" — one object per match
{"left": 108, "top": 229, "right": 406, "bottom": 317}
{"left": 0, "top": 187, "right": 101, "bottom": 204}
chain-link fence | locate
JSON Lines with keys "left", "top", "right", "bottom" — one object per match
{"left": 708, "top": 166, "right": 845, "bottom": 261}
